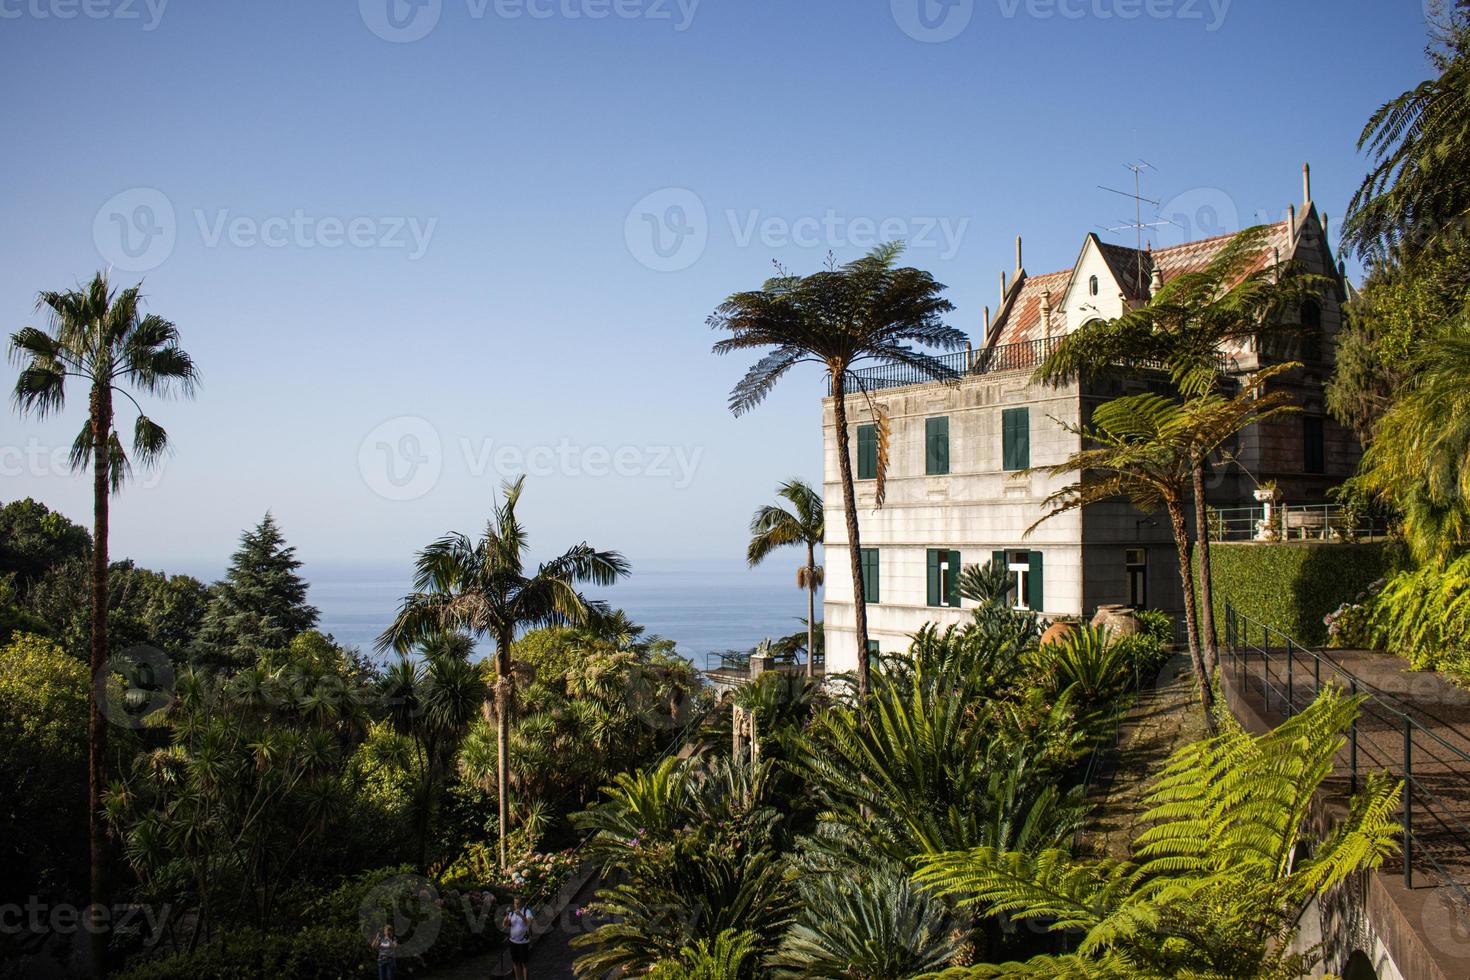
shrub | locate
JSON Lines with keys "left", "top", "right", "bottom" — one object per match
{"left": 1368, "top": 556, "right": 1470, "bottom": 683}
{"left": 1209, "top": 541, "right": 1403, "bottom": 646}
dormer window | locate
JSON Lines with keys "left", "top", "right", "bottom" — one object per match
{"left": 1088, "top": 275, "right": 1099, "bottom": 296}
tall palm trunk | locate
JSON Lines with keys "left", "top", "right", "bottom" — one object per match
{"left": 805, "top": 541, "right": 816, "bottom": 679}
{"left": 830, "top": 368, "right": 869, "bottom": 696}
{"left": 88, "top": 383, "right": 112, "bottom": 978}
{"left": 1165, "top": 498, "right": 1215, "bottom": 717}
{"left": 494, "top": 628, "right": 512, "bottom": 870}
{"left": 1191, "top": 460, "right": 1220, "bottom": 677}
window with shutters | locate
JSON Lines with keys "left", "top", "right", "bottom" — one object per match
{"left": 926, "top": 549, "right": 962, "bottom": 607}
{"left": 925, "top": 416, "right": 950, "bottom": 475}
{"left": 1126, "top": 548, "right": 1147, "bottom": 609}
{"left": 857, "top": 425, "right": 877, "bottom": 480}
{"left": 995, "top": 548, "right": 1043, "bottom": 611}
{"left": 1002, "top": 408, "right": 1030, "bottom": 471}
{"left": 1303, "top": 416, "right": 1325, "bottom": 474}
{"left": 860, "top": 548, "right": 880, "bottom": 604}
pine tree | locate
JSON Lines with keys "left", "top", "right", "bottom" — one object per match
{"left": 198, "top": 513, "right": 319, "bottom": 667}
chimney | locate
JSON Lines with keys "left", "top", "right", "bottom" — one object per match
{"left": 1149, "top": 261, "right": 1163, "bottom": 298}
{"left": 1321, "top": 212, "right": 1329, "bottom": 242}
{"left": 1302, "top": 162, "right": 1311, "bottom": 206}
{"left": 1015, "top": 235, "right": 1023, "bottom": 272}
{"left": 1000, "top": 270, "right": 1007, "bottom": 298}
{"left": 1289, "top": 203, "right": 1296, "bottom": 237}
{"left": 1040, "top": 289, "right": 1052, "bottom": 337}
{"left": 983, "top": 304, "right": 991, "bottom": 333}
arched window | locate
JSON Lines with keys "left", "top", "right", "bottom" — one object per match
{"left": 1088, "top": 275, "right": 1099, "bottom": 296}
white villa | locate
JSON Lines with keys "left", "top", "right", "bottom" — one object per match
{"left": 821, "top": 166, "right": 1356, "bottom": 675}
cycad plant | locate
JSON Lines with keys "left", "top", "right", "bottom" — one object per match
{"left": 711, "top": 243, "right": 967, "bottom": 693}
{"left": 768, "top": 863, "right": 960, "bottom": 979}
{"left": 9, "top": 272, "right": 198, "bottom": 975}
{"left": 648, "top": 929, "right": 761, "bottom": 979}
{"left": 377, "top": 476, "right": 628, "bottom": 868}
{"left": 748, "top": 479, "right": 826, "bottom": 677}
{"left": 915, "top": 686, "right": 1402, "bottom": 979}
{"left": 572, "top": 755, "right": 797, "bottom": 977}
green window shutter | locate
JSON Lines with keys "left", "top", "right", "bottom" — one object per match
{"left": 866, "top": 639, "right": 880, "bottom": 656}
{"left": 857, "top": 425, "right": 877, "bottom": 480}
{"left": 926, "top": 549, "right": 941, "bottom": 607}
{"left": 1002, "top": 408, "right": 1030, "bottom": 471}
{"left": 1027, "top": 550, "right": 1044, "bottom": 612}
{"left": 993, "top": 550, "right": 1010, "bottom": 606}
{"left": 925, "top": 416, "right": 950, "bottom": 475}
{"left": 861, "top": 548, "right": 880, "bottom": 604}
{"left": 947, "top": 550, "right": 961, "bottom": 607}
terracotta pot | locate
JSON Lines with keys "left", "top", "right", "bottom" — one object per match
{"left": 1039, "top": 621, "right": 1078, "bottom": 647}
{"left": 1090, "top": 604, "right": 1143, "bottom": 638}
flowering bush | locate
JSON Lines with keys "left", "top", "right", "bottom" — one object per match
{"left": 1324, "top": 579, "right": 1384, "bottom": 649}
{"left": 481, "top": 849, "right": 581, "bottom": 908}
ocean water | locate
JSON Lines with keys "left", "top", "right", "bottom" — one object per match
{"left": 307, "top": 559, "right": 818, "bottom": 669}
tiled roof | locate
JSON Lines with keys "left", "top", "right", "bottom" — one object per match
{"left": 987, "top": 220, "right": 1295, "bottom": 349}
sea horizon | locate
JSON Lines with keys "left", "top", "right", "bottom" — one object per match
{"left": 160, "top": 557, "right": 820, "bottom": 669}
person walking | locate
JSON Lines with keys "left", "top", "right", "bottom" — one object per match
{"left": 503, "top": 895, "right": 534, "bottom": 980}
{"left": 372, "top": 923, "right": 399, "bottom": 980}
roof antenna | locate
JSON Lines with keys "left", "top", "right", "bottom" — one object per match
{"left": 1099, "top": 160, "right": 1172, "bottom": 298}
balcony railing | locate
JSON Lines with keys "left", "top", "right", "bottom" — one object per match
{"left": 832, "top": 338, "right": 1231, "bottom": 395}
{"left": 1208, "top": 503, "right": 1389, "bottom": 543}
{"left": 833, "top": 337, "right": 1062, "bottom": 394}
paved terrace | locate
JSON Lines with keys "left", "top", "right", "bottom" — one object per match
{"left": 1222, "top": 608, "right": 1470, "bottom": 980}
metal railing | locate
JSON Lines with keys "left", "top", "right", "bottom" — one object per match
{"left": 1208, "top": 503, "right": 1388, "bottom": 543}
{"left": 1223, "top": 604, "right": 1470, "bottom": 900}
{"left": 835, "top": 337, "right": 1063, "bottom": 393}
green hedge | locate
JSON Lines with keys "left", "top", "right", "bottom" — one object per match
{"left": 1208, "top": 541, "right": 1405, "bottom": 647}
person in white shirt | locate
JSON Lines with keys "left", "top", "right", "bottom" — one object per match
{"left": 503, "top": 895, "right": 534, "bottom": 980}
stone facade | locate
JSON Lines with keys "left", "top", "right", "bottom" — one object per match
{"left": 821, "top": 170, "right": 1358, "bottom": 675}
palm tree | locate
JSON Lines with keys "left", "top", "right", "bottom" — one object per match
{"left": 710, "top": 243, "right": 967, "bottom": 694}
{"left": 1028, "top": 374, "right": 1297, "bottom": 714}
{"left": 1343, "top": 13, "right": 1470, "bottom": 264}
{"left": 747, "top": 479, "right": 825, "bottom": 677}
{"left": 8, "top": 271, "right": 198, "bottom": 976}
{"left": 1035, "top": 225, "right": 1326, "bottom": 673}
{"left": 380, "top": 632, "right": 487, "bottom": 869}
{"left": 915, "top": 687, "right": 1401, "bottom": 979}
{"left": 376, "top": 476, "right": 628, "bottom": 868}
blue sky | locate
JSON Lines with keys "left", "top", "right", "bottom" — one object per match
{"left": 0, "top": 0, "right": 1439, "bottom": 574}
